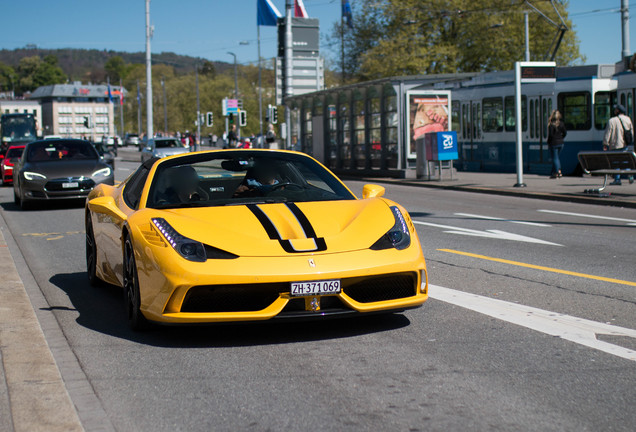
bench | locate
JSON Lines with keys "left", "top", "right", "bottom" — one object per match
{"left": 577, "top": 150, "right": 636, "bottom": 196}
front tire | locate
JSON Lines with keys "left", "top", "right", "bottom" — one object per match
{"left": 123, "top": 235, "right": 149, "bottom": 330}
{"left": 85, "top": 213, "right": 100, "bottom": 286}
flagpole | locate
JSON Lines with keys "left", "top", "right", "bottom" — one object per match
{"left": 341, "top": 11, "right": 345, "bottom": 85}
{"left": 258, "top": 24, "right": 263, "bottom": 145}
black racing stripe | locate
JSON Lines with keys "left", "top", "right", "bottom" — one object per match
{"left": 285, "top": 202, "right": 317, "bottom": 238}
{"left": 247, "top": 204, "right": 280, "bottom": 240}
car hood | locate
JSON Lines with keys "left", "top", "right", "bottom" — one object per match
{"left": 23, "top": 159, "right": 106, "bottom": 179}
{"left": 154, "top": 148, "right": 189, "bottom": 157}
{"left": 133, "top": 199, "right": 396, "bottom": 257}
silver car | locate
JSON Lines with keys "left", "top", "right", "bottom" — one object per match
{"left": 140, "top": 137, "right": 189, "bottom": 163}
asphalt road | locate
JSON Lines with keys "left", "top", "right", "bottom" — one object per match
{"left": 1, "top": 149, "right": 635, "bottom": 431}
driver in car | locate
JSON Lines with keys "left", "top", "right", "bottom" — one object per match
{"left": 234, "top": 164, "right": 280, "bottom": 197}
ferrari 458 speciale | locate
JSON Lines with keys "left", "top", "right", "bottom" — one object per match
{"left": 85, "top": 149, "right": 428, "bottom": 329}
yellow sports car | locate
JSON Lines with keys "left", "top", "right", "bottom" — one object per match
{"left": 85, "top": 150, "right": 428, "bottom": 329}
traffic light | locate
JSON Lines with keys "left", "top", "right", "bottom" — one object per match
{"left": 271, "top": 106, "right": 278, "bottom": 124}
{"left": 83, "top": 116, "right": 92, "bottom": 128}
{"left": 206, "top": 112, "right": 213, "bottom": 127}
{"left": 239, "top": 110, "right": 247, "bottom": 127}
{"left": 228, "top": 113, "right": 234, "bottom": 124}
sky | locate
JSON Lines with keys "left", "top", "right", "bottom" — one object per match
{"left": 0, "top": 1, "right": 634, "bottom": 69}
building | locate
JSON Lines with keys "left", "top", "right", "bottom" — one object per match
{"left": 0, "top": 100, "right": 43, "bottom": 137}
{"left": 30, "top": 82, "right": 125, "bottom": 139}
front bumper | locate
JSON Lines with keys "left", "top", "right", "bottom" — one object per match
{"left": 133, "top": 229, "right": 428, "bottom": 324}
{"left": 20, "top": 176, "right": 114, "bottom": 200}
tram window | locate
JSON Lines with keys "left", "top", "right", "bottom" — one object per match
{"left": 451, "top": 101, "right": 460, "bottom": 133}
{"left": 628, "top": 92, "right": 634, "bottom": 119}
{"left": 472, "top": 103, "right": 481, "bottom": 139}
{"left": 558, "top": 92, "right": 591, "bottom": 130}
{"left": 482, "top": 98, "right": 503, "bottom": 132}
{"left": 529, "top": 100, "right": 535, "bottom": 138}
{"left": 620, "top": 93, "right": 626, "bottom": 109}
{"left": 462, "top": 104, "right": 469, "bottom": 139}
{"left": 542, "top": 99, "right": 548, "bottom": 139}
{"left": 504, "top": 96, "right": 527, "bottom": 132}
{"left": 594, "top": 91, "right": 616, "bottom": 130}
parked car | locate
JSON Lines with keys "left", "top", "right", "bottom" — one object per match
{"left": 0, "top": 145, "right": 25, "bottom": 185}
{"left": 92, "top": 141, "right": 116, "bottom": 170}
{"left": 124, "top": 133, "right": 139, "bottom": 147}
{"left": 13, "top": 139, "right": 114, "bottom": 210}
{"left": 140, "top": 137, "right": 190, "bottom": 163}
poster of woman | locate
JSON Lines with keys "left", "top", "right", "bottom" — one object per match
{"left": 406, "top": 91, "right": 451, "bottom": 158}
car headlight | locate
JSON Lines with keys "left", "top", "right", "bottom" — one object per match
{"left": 370, "top": 206, "right": 411, "bottom": 251}
{"left": 152, "top": 217, "right": 208, "bottom": 262}
{"left": 92, "top": 167, "right": 112, "bottom": 177}
{"left": 23, "top": 171, "right": 46, "bottom": 181}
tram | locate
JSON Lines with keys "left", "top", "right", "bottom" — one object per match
{"left": 442, "top": 64, "right": 617, "bottom": 175}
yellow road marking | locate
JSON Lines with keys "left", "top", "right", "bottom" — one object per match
{"left": 438, "top": 248, "right": 636, "bottom": 287}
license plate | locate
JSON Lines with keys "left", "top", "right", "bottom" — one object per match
{"left": 62, "top": 182, "right": 79, "bottom": 188}
{"left": 290, "top": 279, "right": 341, "bottom": 296}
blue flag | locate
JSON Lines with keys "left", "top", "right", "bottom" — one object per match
{"left": 107, "top": 83, "right": 113, "bottom": 102}
{"left": 342, "top": 0, "right": 353, "bottom": 29}
{"left": 257, "top": 0, "right": 281, "bottom": 26}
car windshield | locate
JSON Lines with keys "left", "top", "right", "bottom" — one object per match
{"left": 146, "top": 151, "right": 355, "bottom": 209}
{"left": 6, "top": 147, "right": 24, "bottom": 159}
{"left": 155, "top": 139, "right": 181, "bottom": 149}
{"left": 26, "top": 140, "right": 98, "bottom": 162}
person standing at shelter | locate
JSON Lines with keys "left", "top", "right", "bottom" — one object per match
{"left": 265, "top": 123, "right": 277, "bottom": 149}
{"left": 547, "top": 110, "right": 567, "bottom": 179}
{"left": 603, "top": 104, "right": 634, "bottom": 185}
{"left": 227, "top": 124, "right": 238, "bottom": 148}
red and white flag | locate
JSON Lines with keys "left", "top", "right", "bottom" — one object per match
{"left": 294, "top": 0, "right": 308, "bottom": 18}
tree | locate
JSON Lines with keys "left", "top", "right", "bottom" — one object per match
{"left": 0, "top": 62, "right": 16, "bottom": 93}
{"left": 15, "top": 55, "right": 66, "bottom": 94}
{"left": 330, "top": 0, "right": 583, "bottom": 82}
{"left": 105, "top": 56, "right": 127, "bottom": 81}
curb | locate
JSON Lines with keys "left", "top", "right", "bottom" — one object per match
{"left": 348, "top": 177, "right": 636, "bottom": 209}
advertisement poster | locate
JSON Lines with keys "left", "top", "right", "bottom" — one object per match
{"left": 406, "top": 90, "right": 451, "bottom": 158}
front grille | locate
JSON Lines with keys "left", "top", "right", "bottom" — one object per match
{"left": 343, "top": 273, "right": 417, "bottom": 303}
{"left": 181, "top": 283, "right": 286, "bottom": 312}
{"left": 45, "top": 177, "right": 95, "bottom": 192}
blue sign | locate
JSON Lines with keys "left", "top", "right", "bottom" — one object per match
{"left": 425, "top": 131, "right": 458, "bottom": 161}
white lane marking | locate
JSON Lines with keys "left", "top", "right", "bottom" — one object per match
{"left": 538, "top": 209, "right": 636, "bottom": 226}
{"left": 429, "top": 284, "right": 636, "bottom": 361}
{"left": 413, "top": 221, "right": 562, "bottom": 246}
{"left": 455, "top": 212, "right": 551, "bottom": 227}
{"left": 117, "top": 167, "right": 132, "bottom": 171}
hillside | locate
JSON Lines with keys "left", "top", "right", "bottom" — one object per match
{"left": 0, "top": 47, "right": 233, "bottom": 82}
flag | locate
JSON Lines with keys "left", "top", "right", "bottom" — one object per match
{"left": 342, "top": 0, "right": 353, "bottom": 29}
{"left": 294, "top": 0, "right": 308, "bottom": 18}
{"left": 137, "top": 85, "right": 141, "bottom": 104}
{"left": 107, "top": 83, "right": 113, "bottom": 103}
{"left": 119, "top": 87, "right": 124, "bottom": 106}
{"left": 257, "top": 0, "right": 281, "bottom": 26}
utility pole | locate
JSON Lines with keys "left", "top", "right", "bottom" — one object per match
{"left": 621, "top": 0, "right": 630, "bottom": 60}
{"left": 257, "top": 27, "right": 264, "bottom": 145}
{"left": 285, "top": 0, "right": 293, "bottom": 150}
{"left": 145, "top": 0, "right": 154, "bottom": 139}
{"left": 524, "top": 11, "right": 530, "bottom": 62}
{"left": 195, "top": 66, "right": 201, "bottom": 151}
{"left": 227, "top": 52, "right": 239, "bottom": 138}
{"left": 136, "top": 80, "right": 141, "bottom": 137}
{"left": 161, "top": 76, "right": 167, "bottom": 134}
{"left": 119, "top": 78, "right": 124, "bottom": 140}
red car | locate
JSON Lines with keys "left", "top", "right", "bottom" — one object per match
{"left": 1, "top": 145, "right": 25, "bottom": 185}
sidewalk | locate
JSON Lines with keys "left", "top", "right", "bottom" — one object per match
{"left": 358, "top": 170, "right": 636, "bottom": 209}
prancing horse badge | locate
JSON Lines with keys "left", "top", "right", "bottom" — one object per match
{"left": 308, "top": 258, "right": 316, "bottom": 268}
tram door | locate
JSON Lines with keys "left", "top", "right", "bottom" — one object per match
{"left": 460, "top": 101, "right": 480, "bottom": 163}
{"left": 527, "top": 96, "right": 552, "bottom": 169}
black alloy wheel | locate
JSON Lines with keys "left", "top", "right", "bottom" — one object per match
{"left": 123, "top": 235, "right": 149, "bottom": 330}
{"left": 85, "top": 213, "right": 99, "bottom": 286}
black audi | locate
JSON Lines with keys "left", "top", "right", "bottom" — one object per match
{"left": 13, "top": 139, "right": 115, "bottom": 210}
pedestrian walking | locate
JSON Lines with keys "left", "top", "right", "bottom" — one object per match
{"left": 227, "top": 125, "right": 238, "bottom": 148}
{"left": 547, "top": 109, "right": 567, "bottom": 178}
{"left": 265, "top": 123, "right": 277, "bottom": 149}
{"left": 603, "top": 104, "right": 634, "bottom": 185}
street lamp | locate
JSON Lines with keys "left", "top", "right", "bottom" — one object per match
{"left": 227, "top": 52, "right": 238, "bottom": 99}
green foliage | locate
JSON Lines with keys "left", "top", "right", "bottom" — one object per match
{"left": 0, "top": 62, "right": 16, "bottom": 92}
{"left": 105, "top": 56, "right": 128, "bottom": 81}
{"left": 330, "top": 0, "right": 583, "bottom": 81}
{"left": 15, "top": 55, "right": 66, "bottom": 93}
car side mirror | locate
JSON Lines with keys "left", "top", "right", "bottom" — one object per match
{"left": 362, "top": 184, "right": 385, "bottom": 199}
{"left": 88, "top": 196, "right": 127, "bottom": 221}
